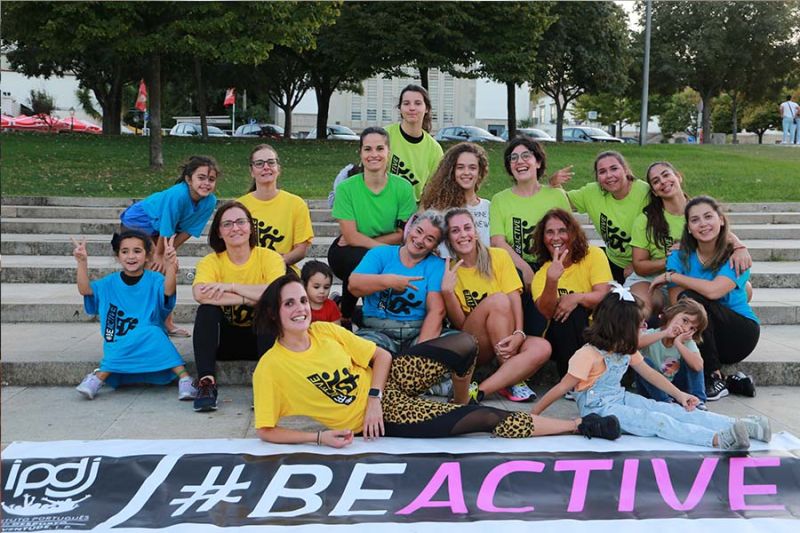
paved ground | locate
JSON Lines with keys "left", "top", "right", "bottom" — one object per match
{"left": 3, "top": 384, "right": 798, "bottom": 450}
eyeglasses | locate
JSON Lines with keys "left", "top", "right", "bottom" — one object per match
{"left": 507, "top": 151, "right": 535, "bottom": 163}
{"left": 220, "top": 218, "right": 250, "bottom": 230}
{"left": 251, "top": 159, "right": 280, "bottom": 169}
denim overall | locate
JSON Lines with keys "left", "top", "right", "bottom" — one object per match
{"left": 574, "top": 349, "right": 735, "bottom": 447}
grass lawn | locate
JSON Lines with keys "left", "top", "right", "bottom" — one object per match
{"left": 2, "top": 131, "right": 799, "bottom": 202}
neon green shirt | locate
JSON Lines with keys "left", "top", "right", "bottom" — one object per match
{"left": 332, "top": 173, "right": 417, "bottom": 237}
{"left": 630, "top": 210, "right": 685, "bottom": 261}
{"left": 489, "top": 186, "right": 570, "bottom": 264}
{"left": 386, "top": 123, "right": 443, "bottom": 200}
{"left": 567, "top": 180, "right": 650, "bottom": 268}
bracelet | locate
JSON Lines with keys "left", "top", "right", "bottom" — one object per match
{"left": 316, "top": 431, "right": 322, "bottom": 446}
{"left": 512, "top": 329, "right": 527, "bottom": 340}
{"left": 666, "top": 271, "right": 672, "bottom": 283}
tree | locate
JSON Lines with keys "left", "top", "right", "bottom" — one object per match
{"left": 741, "top": 100, "right": 778, "bottom": 144}
{"left": 248, "top": 46, "right": 312, "bottom": 138}
{"left": 469, "top": 2, "right": 554, "bottom": 138}
{"left": 658, "top": 88, "right": 700, "bottom": 141}
{"left": 573, "top": 92, "right": 639, "bottom": 136}
{"left": 710, "top": 93, "right": 734, "bottom": 136}
{"left": 647, "top": 1, "right": 800, "bottom": 144}
{"left": 530, "top": 1, "right": 631, "bottom": 141}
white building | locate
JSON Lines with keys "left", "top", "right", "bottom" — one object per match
{"left": 278, "top": 69, "right": 531, "bottom": 137}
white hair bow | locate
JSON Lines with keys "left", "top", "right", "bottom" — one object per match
{"left": 609, "top": 281, "right": 635, "bottom": 302}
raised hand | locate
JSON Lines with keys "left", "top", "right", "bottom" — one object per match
{"left": 546, "top": 245, "right": 568, "bottom": 281}
{"left": 164, "top": 235, "right": 179, "bottom": 272}
{"left": 441, "top": 258, "right": 463, "bottom": 294}
{"left": 386, "top": 274, "right": 424, "bottom": 292}
{"left": 70, "top": 237, "right": 88, "bottom": 263}
{"left": 549, "top": 165, "right": 575, "bottom": 187}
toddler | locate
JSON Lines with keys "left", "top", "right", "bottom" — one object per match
{"left": 301, "top": 260, "right": 341, "bottom": 325}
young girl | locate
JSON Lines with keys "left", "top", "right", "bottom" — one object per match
{"left": 120, "top": 155, "right": 220, "bottom": 336}
{"left": 301, "top": 260, "right": 341, "bottom": 325}
{"left": 72, "top": 231, "right": 196, "bottom": 400}
{"left": 636, "top": 298, "right": 708, "bottom": 407}
{"left": 532, "top": 287, "right": 771, "bottom": 450}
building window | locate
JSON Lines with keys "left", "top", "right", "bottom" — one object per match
{"left": 366, "top": 78, "right": 377, "bottom": 123}
{"left": 352, "top": 93, "right": 362, "bottom": 121}
{"left": 443, "top": 73, "right": 454, "bottom": 124}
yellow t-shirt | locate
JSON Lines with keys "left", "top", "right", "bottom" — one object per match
{"left": 453, "top": 247, "right": 522, "bottom": 314}
{"left": 193, "top": 247, "right": 286, "bottom": 326}
{"left": 237, "top": 190, "right": 314, "bottom": 273}
{"left": 531, "top": 245, "right": 613, "bottom": 300}
{"left": 569, "top": 344, "right": 643, "bottom": 391}
{"left": 253, "top": 322, "right": 377, "bottom": 432}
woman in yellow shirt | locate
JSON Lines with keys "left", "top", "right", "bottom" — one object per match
{"left": 442, "top": 209, "right": 552, "bottom": 404}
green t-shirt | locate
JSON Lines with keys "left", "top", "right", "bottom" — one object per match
{"left": 332, "top": 173, "right": 417, "bottom": 237}
{"left": 631, "top": 210, "right": 685, "bottom": 261}
{"left": 385, "top": 123, "right": 444, "bottom": 201}
{"left": 641, "top": 328, "right": 699, "bottom": 382}
{"left": 567, "top": 179, "right": 650, "bottom": 268}
{"left": 489, "top": 186, "right": 570, "bottom": 264}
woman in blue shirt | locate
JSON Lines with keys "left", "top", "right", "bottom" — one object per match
{"left": 651, "top": 196, "right": 760, "bottom": 401}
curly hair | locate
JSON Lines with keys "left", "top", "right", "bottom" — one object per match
{"left": 419, "top": 142, "right": 488, "bottom": 210}
{"left": 531, "top": 208, "right": 589, "bottom": 264}
{"left": 643, "top": 161, "right": 689, "bottom": 254}
{"left": 503, "top": 137, "right": 547, "bottom": 182}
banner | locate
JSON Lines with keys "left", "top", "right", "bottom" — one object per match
{"left": 134, "top": 80, "right": 147, "bottom": 112}
{"left": 2, "top": 435, "right": 799, "bottom": 532}
{"left": 224, "top": 88, "right": 236, "bottom": 107}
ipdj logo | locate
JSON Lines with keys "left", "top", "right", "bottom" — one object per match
{"left": 1, "top": 457, "right": 100, "bottom": 516}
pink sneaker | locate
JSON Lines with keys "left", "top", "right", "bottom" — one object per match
{"left": 498, "top": 382, "right": 536, "bottom": 402}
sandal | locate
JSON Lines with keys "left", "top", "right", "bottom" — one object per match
{"left": 167, "top": 327, "right": 191, "bottom": 338}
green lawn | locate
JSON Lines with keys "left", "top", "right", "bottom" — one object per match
{"left": 2, "top": 131, "right": 799, "bottom": 201}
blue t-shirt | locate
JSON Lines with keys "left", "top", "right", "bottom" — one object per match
{"left": 134, "top": 182, "right": 216, "bottom": 238}
{"left": 666, "top": 251, "right": 759, "bottom": 323}
{"left": 85, "top": 270, "right": 185, "bottom": 387}
{"left": 353, "top": 245, "right": 445, "bottom": 322}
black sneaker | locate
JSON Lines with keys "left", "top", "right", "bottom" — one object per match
{"left": 726, "top": 372, "right": 756, "bottom": 397}
{"left": 705, "top": 376, "right": 729, "bottom": 401}
{"left": 193, "top": 377, "right": 218, "bottom": 412}
{"left": 578, "top": 413, "right": 621, "bottom": 440}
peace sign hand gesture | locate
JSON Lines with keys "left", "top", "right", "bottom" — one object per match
{"left": 71, "top": 237, "right": 89, "bottom": 264}
{"left": 546, "top": 246, "right": 568, "bottom": 281}
{"left": 442, "top": 258, "right": 463, "bottom": 294}
{"left": 164, "top": 235, "right": 179, "bottom": 272}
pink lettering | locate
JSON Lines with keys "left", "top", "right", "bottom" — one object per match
{"left": 652, "top": 458, "right": 717, "bottom": 511}
{"left": 554, "top": 459, "right": 613, "bottom": 512}
{"left": 729, "top": 457, "right": 784, "bottom": 511}
{"left": 395, "top": 462, "right": 467, "bottom": 515}
{"left": 476, "top": 460, "right": 544, "bottom": 513}
{"left": 618, "top": 459, "right": 639, "bottom": 512}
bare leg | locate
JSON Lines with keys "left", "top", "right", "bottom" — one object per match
{"left": 462, "top": 293, "right": 514, "bottom": 365}
{"left": 95, "top": 371, "right": 111, "bottom": 381}
{"left": 630, "top": 281, "right": 655, "bottom": 321}
{"left": 530, "top": 414, "right": 580, "bottom": 436}
{"left": 480, "top": 337, "right": 551, "bottom": 395}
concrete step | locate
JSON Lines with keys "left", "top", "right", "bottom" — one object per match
{"left": 1, "top": 205, "right": 336, "bottom": 222}
{"left": 2, "top": 284, "right": 795, "bottom": 325}
{"left": 0, "top": 218, "right": 341, "bottom": 237}
{"left": 0, "top": 195, "right": 331, "bottom": 209}
{"left": 3, "top": 322, "right": 797, "bottom": 386}
{"left": 4, "top": 233, "right": 798, "bottom": 261}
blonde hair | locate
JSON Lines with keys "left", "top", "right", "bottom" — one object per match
{"left": 444, "top": 208, "right": 493, "bottom": 279}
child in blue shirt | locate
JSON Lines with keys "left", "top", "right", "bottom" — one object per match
{"left": 72, "top": 230, "right": 196, "bottom": 400}
{"left": 636, "top": 298, "right": 708, "bottom": 407}
{"left": 120, "top": 155, "right": 219, "bottom": 336}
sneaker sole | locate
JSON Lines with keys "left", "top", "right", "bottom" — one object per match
{"left": 193, "top": 404, "right": 218, "bottom": 412}
{"left": 178, "top": 394, "right": 196, "bottom": 401}
{"left": 76, "top": 388, "right": 95, "bottom": 400}
{"left": 706, "top": 388, "right": 729, "bottom": 401}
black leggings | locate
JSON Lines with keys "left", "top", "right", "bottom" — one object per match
{"left": 678, "top": 290, "right": 760, "bottom": 377}
{"left": 327, "top": 236, "right": 368, "bottom": 319}
{"left": 193, "top": 304, "right": 275, "bottom": 379}
{"left": 381, "top": 332, "right": 534, "bottom": 438}
{"left": 545, "top": 305, "right": 591, "bottom": 378}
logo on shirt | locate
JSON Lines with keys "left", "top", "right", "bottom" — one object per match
{"left": 390, "top": 155, "right": 419, "bottom": 187}
{"left": 377, "top": 289, "right": 423, "bottom": 315}
{"left": 253, "top": 218, "right": 286, "bottom": 251}
{"left": 463, "top": 289, "right": 488, "bottom": 310}
{"left": 307, "top": 368, "right": 359, "bottom": 405}
{"left": 511, "top": 217, "right": 536, "bottom": 257}
{"left": 599, "top": 213, "right": 631, "bottom": 253}
{"left": 557, "top": 288, "right": 573, "bottom": 297}
{"left": 103, "top": 304, "right": 138, "bottom": 342}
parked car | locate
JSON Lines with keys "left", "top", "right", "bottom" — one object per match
{"left": 434, "top": 126, "right": 504, "bottom": 143}
{"left": 233, "top": 123, "right": 285, "bottom": 139}
{"left": 306, "top": 125, "right": 359, "bottom": 140}
{"left": 169, "top": 123, "right": 229, "bottom": 137}
{"left": 500, "top": 128, "right": 556, "bottom": 142}
{"left": 620, "top": 136, "right": 640, "bottom": 144}
{"left": 562, "top": 127, "right": 623, "bottom": 143}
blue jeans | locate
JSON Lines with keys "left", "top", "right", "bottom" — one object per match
{"left": 635, "top": 356, "right": 707, "bottom": 403}
{"left": 783, "top": 116, "right": 796, "bottom": 144}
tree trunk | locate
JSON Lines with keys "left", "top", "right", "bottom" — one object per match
{"left": 757, "top": 130, "right": 764, "bottom": 144}
{"left": 731, "top": 93, "right": 739, "bottom": 144}
{"left": 281, "top": 104, "right": 293, "bottom": 139}
{"left": 314, "top": 85, "right": 333, "bottom": 139}
{"left": 147, "top": 53, "right": 164, "bottom": 170}
{"left": 194, "top": 57, "right": 208, "bottom": 140}
{"left": 701, "top": 92, "right": 712, "bottom": 144}
{"left": 419, "top": 67, "right": 429, "bottom": 91}
{"left": 555, "top": 98, "right": 566, "bottom": 142}
{"left": 95, "top": 64, "right": 123, "bottom": 135}
{"left": 506, "top": 82, "right": 517, "bottom": 139}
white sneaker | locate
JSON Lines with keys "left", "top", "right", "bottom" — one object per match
{"left": 498, "top": 382, "right": 536, "bottom": 402}
{"left": 76, "top": 371, "right": 104, "bottom": 400}
{"left": 564, "top": 390, "right": 576, "bottom": 401}
{"left": 178, "top": 377, "right": 198, "bottom": 401}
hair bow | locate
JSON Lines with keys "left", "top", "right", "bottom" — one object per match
{"left": 609, "top": 281, "right": 635, "bottom": 302}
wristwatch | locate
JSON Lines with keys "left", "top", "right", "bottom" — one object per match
{"left": 368, "top": 388, "right": 383, "bottom": 400}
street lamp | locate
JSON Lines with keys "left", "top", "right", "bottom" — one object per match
{"left": 69, "top": 107, "right": 75, "bottom": 131}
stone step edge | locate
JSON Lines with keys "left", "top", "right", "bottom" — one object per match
{"left": 3, "top": 359, "right": 798, "bottom": 387}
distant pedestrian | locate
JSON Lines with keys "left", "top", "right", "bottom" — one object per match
{"left": 779, "top": 94, "right": 798, "bottom": 144}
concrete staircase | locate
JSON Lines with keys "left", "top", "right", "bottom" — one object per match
{"left": 2, "top": 196, "right": 799, "bottom": 387}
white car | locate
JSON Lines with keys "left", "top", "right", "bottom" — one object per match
{"left": 169, "top": 123, "right": 229, "bottom": 137}
{"left": 306, "top": 125, "right": 359, "bottom": 141}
